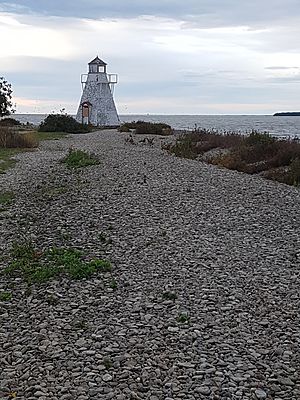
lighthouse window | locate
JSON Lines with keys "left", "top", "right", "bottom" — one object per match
{"left": 98, "top": 66, "right": 105, "bottom": 73}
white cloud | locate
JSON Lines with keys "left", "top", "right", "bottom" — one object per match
{"left": 0, "top": 13, "right": 75, "bottom": 59}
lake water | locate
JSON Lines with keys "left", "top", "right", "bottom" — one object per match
{"left": 13, "top": 113, "right": 300, "bottom": 139}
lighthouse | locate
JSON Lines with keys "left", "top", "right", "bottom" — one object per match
{"left": 76, "top": 56, "right": 120, "bottom": 127}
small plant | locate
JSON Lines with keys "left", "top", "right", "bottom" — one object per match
{"left": 73, "top": 320, "right": 89, "bottom": 330}
{"left": 110, "top": 278, "right": 117, "bottom": 290}
{"left": 0, "top": 291, "right": 12, "bottom": 301}
{"left": 87, "top": 259, "right": 112, "bottom": 272}
{"left": 125, "top": 134, "right": 135, "bottom": 145}
{"left": 162, "top": 291, "right": 177, "bottom": 301}
{"left": 46, "top": 294, "right": 59, "bottom": 305}
{"left": 103, "top": 357, "right": 113, "bottom": 369}
{"left": 118, "top": 124, "right": 131, "bottom": 132}
{"left": 98, "top": 232, "right": 107, "bottom": 243}
{"left": 0, "top": 191, "right": 14, "bottom": 209}
{"left": 177, "top": 313, "right": 190, "bottom": 324}
{"left": 11, "top": 241, "right": 36, "bottom": 260}
{"left": 62, "top": 149, "right": 100, "bottom": 168}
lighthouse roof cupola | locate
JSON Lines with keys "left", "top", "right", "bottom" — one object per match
{"left": 88, "top": 56, "right": 107, "bottom": 73}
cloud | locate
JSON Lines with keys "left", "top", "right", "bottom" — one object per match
{"left": 1, "top": 0, "right": 300, "bottom": 28}
{"left": 0, "top": 13, "right": 75, "bottom": 59}
{"left": 0, "top": 1, "right": 300, "bottom": 115}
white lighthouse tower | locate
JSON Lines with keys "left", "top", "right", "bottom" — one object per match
{"left": 76, "top": 56, "right": 120, "bottom": 127}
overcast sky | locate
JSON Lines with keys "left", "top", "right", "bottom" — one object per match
{"left": 0, "top": 0, "right": 300, "bottom": 114}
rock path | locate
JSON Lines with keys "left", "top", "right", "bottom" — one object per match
{"left": 0, "top": 130, "right": 299, "bottom": 399}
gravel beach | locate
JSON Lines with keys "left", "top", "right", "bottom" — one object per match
{"left": 0, "top": 130, "right": 299, "bottom": 400}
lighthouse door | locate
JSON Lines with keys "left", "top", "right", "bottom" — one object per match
{"left": 82, "top": 102, "right": 91, "bottom": 124}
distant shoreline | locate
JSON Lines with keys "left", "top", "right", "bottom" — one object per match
{"left": 274, "top": 112, "right": 300, "bottom": 116}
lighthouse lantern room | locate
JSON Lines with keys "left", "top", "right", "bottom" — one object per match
{"left": 76, "top": 56, "right": 120, "bottom": 127}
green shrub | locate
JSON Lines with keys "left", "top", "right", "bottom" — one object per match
{"left": 244, "top": 131, "right": 275, "bottom": 146}
{"left": 0, "top": 118, "right": 21, "bottom": 126}
{"left": 118, "top": 125, "right": 131, "bottom": 132}
{"left": 167, "top": 129, "right": 243, "bottom": 159}
{"left": 62, "top": 149, "right": 99, "bottom": 168}
{"left": 39, "top": 114, "right": 90, "bottom": 134}
{"left": 120, "top": 121, "right": 172, "bottom": 135}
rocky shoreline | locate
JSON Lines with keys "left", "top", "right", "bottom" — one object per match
{"left": 0, "top": 130, "right": 299, "bottom": 399}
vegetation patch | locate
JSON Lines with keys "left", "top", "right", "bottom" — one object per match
{"left": 177, "top": 313, "right": 190, "bottom": 324}
{"left": 63, "top": 148, "right": 100, "bottom": 168}
{"left": 0, "top": 117, "right": 21, "bottom": 126}
{"left": 62, "top": 148, "right": 100, "bottom": 169}
{"left": 36, "top": 184, "right": 68, "bottom": 200}
{"left": 109, "top": 278, "right": 117, "bottom": 290}
{"left": 103, "top": 357, "right": 113, "bottom": 369}
{"left": 162, "top": 291, "right": 177, "bottom": 301}
{"left": 36, "top": 131, "right": 69, "bottom": 141}
{"left": 0, "top": 126, "right": 38, "bottom": 149}
{"left": 0, "top": 291, "right": 12, "bottom": 301}
{"left": 0, "top": 191, "right": 14, "bottom": 208}
{"left": 166, "top": 129, "right": 300, "bottom": 186}
{"left": 3, "top": 242, "right": 111, "bottom": 284}
{"left": 0, "top": 191, "right": 14, "bottom": 212}
{"left": 119, "top": 121, "right": 172, "bottom": 135}
{"left": 39, "top": 114, "right": 91, "bottom": 134}
{"left": 0, "top": 148, "right": 18, "bottom": 173}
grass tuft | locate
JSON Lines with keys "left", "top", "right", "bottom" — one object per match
{"left": 177, "top": 313, "right": 190, "bottom": 324}
{"left": 162, "top": 291, "right": 177, "bottom": 301}
{"left": 62, "top": 149, "right": 100, "bottom": 168}
{"left": 0, "top": 191, "right": 14, "bottom": 210}
{"left": 3, "top": 243, "right": 111, "bottom": 284}
{"left": 0, "top": 291, "right": 12, "bottom": 301}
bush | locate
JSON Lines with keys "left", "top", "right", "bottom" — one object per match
{"left": 167, "top": 128, "right": 300, "bottom": 187}
{"left": 0, "top": 126, "right": 38, "bottom": 148}
{"left": 168, "top": 129, "right": 243, "bottom": 159}
{"left": 118, "top": 125, "right": 131, "bottom": 133}
{"left": 0, "top": 118, "right": 21, "bottom": 126}
{"left": 39, "top": 114, "right": 90, "bottom": 134}
{"left": 290, "top": 157, "right": 300, "bottom": 185}
{"left": 120, "top": 121, "right": 172, "bottom": 135}
{"left": 244, "top": 130, "right": 275, "bottom": 146}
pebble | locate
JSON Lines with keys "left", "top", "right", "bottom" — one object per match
{"left": 254, "top": 389, "right": 267, "bottom": 399}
